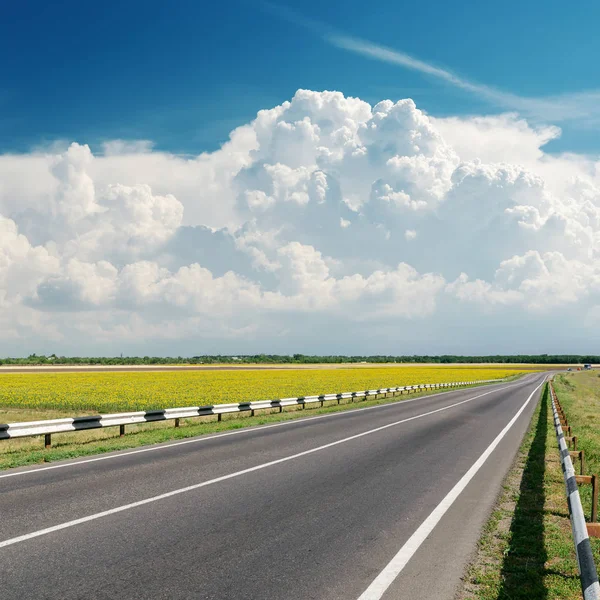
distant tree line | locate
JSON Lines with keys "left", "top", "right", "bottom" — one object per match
{"left": 0, "top": 353, "right": 598, "bottom": 366}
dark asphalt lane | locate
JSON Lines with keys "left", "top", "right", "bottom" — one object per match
{"left": 0, "top": 374, "right": 547, "bottom": 599}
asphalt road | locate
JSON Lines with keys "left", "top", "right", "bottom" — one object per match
{"left": 0, "top": 373, "right": 547, "bottom": 599}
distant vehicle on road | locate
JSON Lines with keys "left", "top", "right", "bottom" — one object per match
{"left": 584, "top": 364, "right": 592, "bottom": 370}
{"left": 567, "top": 368, "right": 572, "bottom": 371}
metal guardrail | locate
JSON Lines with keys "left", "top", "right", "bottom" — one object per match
{"left": 550, "top": 381, "right": 600, "bottom": 600}
{"left": 0, "top": 378, "right": 503, "bottom": 446}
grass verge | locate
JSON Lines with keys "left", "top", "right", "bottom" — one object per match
{"left": 459, "top": 377, "right": 600, "bottom": 599}
{"left": 0, "top": 382, "right": 502, "bottom": 471}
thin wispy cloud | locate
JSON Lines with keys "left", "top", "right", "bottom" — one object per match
{"left": 327, "top": 34, "right": 600, "bottom": 124}
{"left": 328, "top": 35, "right": 520, "bottom": 105}
{"left": 259, "top": 1, "right": 600, "bottom": 125}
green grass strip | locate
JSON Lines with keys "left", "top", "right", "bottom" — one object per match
{"left": 460, "top": 381, "right": 597, "bottom": 599}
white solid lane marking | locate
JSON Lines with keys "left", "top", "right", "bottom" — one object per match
{"left": 0, "top": 378, "right": 533, "bottom": 480}
{"left": 356, "top": 378, "right": 546, "bottom": 600}
{"left": 0, "top": 382, "right": 522, "bottom": 549}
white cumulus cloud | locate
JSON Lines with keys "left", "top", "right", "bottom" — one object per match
{"left": 3, "top": 89, "right": 600, "bottom": 354}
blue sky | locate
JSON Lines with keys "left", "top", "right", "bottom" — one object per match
{"left": 3, "top": 0, "right": 600, "bottom": 156}
{"left": 4, "top": 0, "right": 600, "bottom": 355}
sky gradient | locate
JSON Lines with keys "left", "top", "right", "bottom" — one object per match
{"left": 1, "top": 1, "right": 600, "bottom": 356}
{"left": 3, "top": 0, "right": 600, "bottom": 155}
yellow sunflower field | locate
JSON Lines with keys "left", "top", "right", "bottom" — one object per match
{"left": 0, "top": 366, "right": 536, "bottom": 414}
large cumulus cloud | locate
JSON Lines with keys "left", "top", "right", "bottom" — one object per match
{"left": 2, "top": 89, "right": 600, "bottom": 354}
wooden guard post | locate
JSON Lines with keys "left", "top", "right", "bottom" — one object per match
{"left": 576, "top": 474, "right": 599, "bottom": 529}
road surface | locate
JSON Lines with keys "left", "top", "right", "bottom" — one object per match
{"left": 0, "top": 373, "right": 546, "bottom": 599}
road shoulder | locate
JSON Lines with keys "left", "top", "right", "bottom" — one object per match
{"left": 457, "top": 383, "right": 583, "bottom": 599}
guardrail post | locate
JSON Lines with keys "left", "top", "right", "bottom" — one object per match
{"left": 175, "top": 418, "right": 180, "bottom": 428}
{"left": 570, "top": 450, "right": 585, "bottom": 475}
{"left": 119, "top": 424, "right": 125, "bottom": 437}
{"left": 44, "top": 433, "right": 51, "bottom": 449}
{"left": 594, "top": 474, "right": 599, "bottom": 524}
{"left": 587, "top": 523, "right": 600, "bottom": 538}
{"left": 217, "top": 413, "right": 222, "bottom": 422}
{"left": 579, "top": 475, "right": 600, "bottom": 527}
